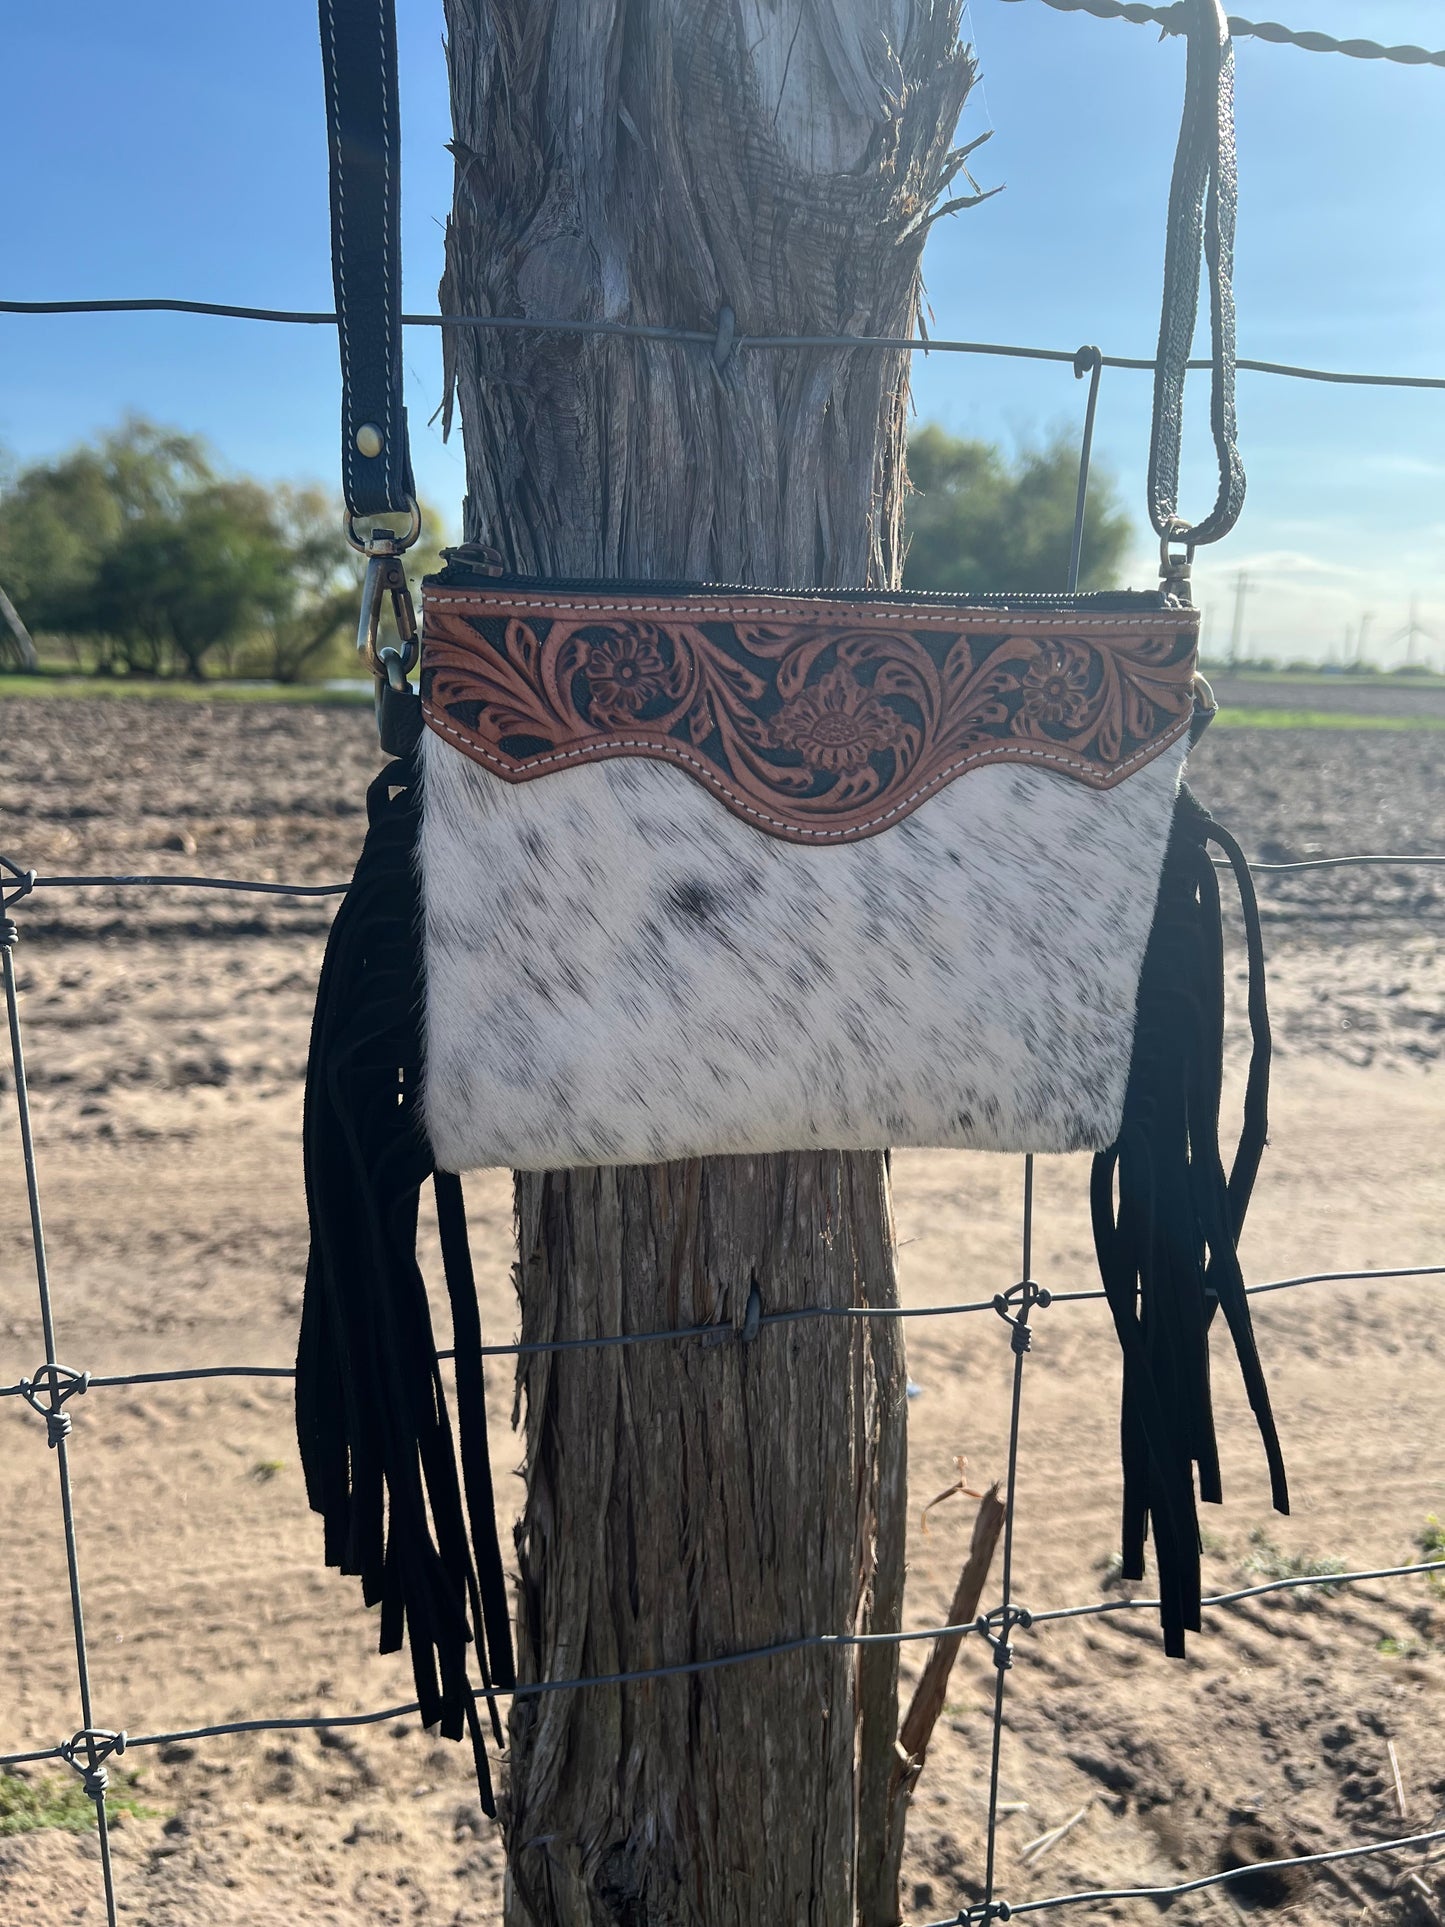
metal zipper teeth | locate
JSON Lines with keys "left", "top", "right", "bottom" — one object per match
{"left": 426, "top": 566, "right": 1176, "bottom": 614}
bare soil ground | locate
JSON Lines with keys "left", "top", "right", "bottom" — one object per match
{"left": 1, "top": 697, "right": 1442, "bottom": 1926}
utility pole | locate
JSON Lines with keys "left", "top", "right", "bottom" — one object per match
{"left": 1357, "top": 611, "right": 1373, "bottom": 670}
{"left": 1228, "top": 569, "right": 1249, "bottom": 666}
{"left": 440, "top": 6, "right": 975, "bottom": 1922}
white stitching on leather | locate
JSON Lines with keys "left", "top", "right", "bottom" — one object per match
{"left": 425, "top": 593, "right": 1188, "bottom": 630}
{"left": 377, "top": 0, "right": 395, "bottom": 497}
{"left": 324, "top": 0, "right": 353, "bottom": 506}
{"left": 420, "top": 703, "right": 1192, "bottom": 841}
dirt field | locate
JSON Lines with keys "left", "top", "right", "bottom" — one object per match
{"left": 1, "top": 696, "right": 1441, "bottom": 1925}
{"left": 1207, "top": 674, "right": 1445, "bottom": 724}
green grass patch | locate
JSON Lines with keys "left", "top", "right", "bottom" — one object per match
{"left": 1378, "top": 1634, "right": 1427, "bottom": 1660}
{"left": 1210, "top": 707, "right": 1445, "bottom": 731}
{"left": 1417, "top": 1515, "right": 1445, "bottom": 1594}
{"left": 0, "top": 1769, "right": 157, "bottom": 1835}
{"left": 1220, "top": 669, "right": 1445, "bottom": 690}
{"left": 1243, "top": 1526, "right": 1347, "bottom": 1594}
{"left": 0, "top": 674, "right": 370, "bottom": 706}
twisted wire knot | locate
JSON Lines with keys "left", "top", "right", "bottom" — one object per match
{"left": 0, "top": 850, "right": 38, "bottom": 914}
{"left": 59, "top": 1728, "right": 127, "bottom": 1804}
{"left": 19, "top": 1364, "right": 91, "bottom": 1448}
{"left": 974, "top": 1602, "right": 1035, "bottom": 1672}
{"left": 993, "top": 1279, "right": 1052, "bottom": 1353}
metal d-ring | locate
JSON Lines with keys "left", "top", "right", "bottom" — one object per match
{"left": 345, "top": 495, "right": 422, "bottom": 556}
{"left": 377, "top": 642, "right": 415, "bottom": 693}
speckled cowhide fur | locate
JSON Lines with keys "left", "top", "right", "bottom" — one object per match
{"left": 415, "top": 579, "right": 1200, "bottom": 1172}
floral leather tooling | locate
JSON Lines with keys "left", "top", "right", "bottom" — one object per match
{"left": 420, "top": 584, "right": 1199, "bottom": 845}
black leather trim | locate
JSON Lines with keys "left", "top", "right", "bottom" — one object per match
{"left": 318, "top": 0, "right": 415, "bottom": 519}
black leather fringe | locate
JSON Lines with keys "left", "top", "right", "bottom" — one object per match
{"left": 296, "top": 752, "right": 514, "bottom": 1811}
{"left": 1092, "top": 785, "right": 1289, "bottom": 1657}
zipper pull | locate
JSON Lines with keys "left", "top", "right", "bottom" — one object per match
{"left": 440, "top": 543, "right": 506, "bottom": 577}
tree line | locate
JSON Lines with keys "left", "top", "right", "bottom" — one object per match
{"left": 0, "top": 421, "right": 447, "bottom": 683}
{"left": 0, "top": 418, "right": 1130, "bottom": 681}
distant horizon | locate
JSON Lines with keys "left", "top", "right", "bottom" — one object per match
{"left": 4, "top": 415, "right": 1443, "bottom": 678}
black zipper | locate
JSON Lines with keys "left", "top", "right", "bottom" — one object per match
{"left": 428, "top": 550, "right": 1175, "bottom": 614}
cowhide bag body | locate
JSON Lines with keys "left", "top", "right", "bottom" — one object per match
{"left": 299, "top": 562, "right": 1290, "bottom": 1812}
{"left": 417, "top": 563, "right": 1200, "bottom": 1170}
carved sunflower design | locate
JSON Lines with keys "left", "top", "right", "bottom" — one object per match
{"left": 1019, "top": 649, "right": 1092, "bottom": 728}
{"left": 768, "top": 666, "right": 906, "bottom": 774}
{"left": 581, "top": 629, "right": 669, "bottom": 720}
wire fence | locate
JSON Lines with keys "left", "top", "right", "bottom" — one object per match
{"left": 3, "top": 4, "right": 1445, "bottom": 1916}
{"left": 3, "top": 842, "right": 1443, "bottom": 1923}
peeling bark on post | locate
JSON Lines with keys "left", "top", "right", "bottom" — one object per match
{"left": 439, "top": 7, "right": 975, "bottom": 1920}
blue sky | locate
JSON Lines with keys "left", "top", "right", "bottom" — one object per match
{"left": 3, "top": 1, "right": 1441, "bottom": 664}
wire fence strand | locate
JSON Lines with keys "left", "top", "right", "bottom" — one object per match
{"left": 2, "top": 1265, "right": 1439, "bottom": 1403}
{"left": 1001, "top": 0, "right": 1445, "bottom": 70}
{"left": 4, "top": 299, "right": 1445, "bottom": 391}
{"left": 2, "top": 849, "right": 1439, "bottom": 912}
{"left": 930, "top": 1824, "right": 1445, "bottom": 1923}
{"left": 3, "top": 1558, "right": 1441, "bottom": 1777}
{"left": 2, "top": 927, "right": 120, "bottom": 1916}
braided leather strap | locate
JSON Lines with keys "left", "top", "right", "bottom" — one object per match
{"left": 1147, "top": 0, "right": 1246, "bottom": 548}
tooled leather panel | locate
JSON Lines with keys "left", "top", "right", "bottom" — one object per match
{"left": 419, "top": 587, "right": 1199, "bottom": 845}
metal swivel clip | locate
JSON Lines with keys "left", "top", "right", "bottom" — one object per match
{"left": 1159, "top": 518, "right": 1196, "bottom": 606}
{"left": 348, "top": 503, "right": 422, "bottom": 753}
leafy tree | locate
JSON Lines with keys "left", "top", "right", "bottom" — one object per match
{"left": 0, "top": 422, "right": 213, "bottom": 643}
{"left": 251, "top": 485, "right": 358, "bottom": 683}
{"left": 83, "top": 479, "right": 294, "bottom": 679}
{"left": 902, "top": 423, "right": 1132, "bottom": 593}
{"left": 0, "top": 421, "right": 450, "bottom": 682}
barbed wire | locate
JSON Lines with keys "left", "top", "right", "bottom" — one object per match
{"left": 1000, "top": 0, "right": 1445, "bottom": 70}
{"left": 3, "top": 298, "right": 1444, "bottom": 390}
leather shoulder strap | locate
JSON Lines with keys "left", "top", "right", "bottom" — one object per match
{"left": 318, "top": 0, "right": 415, "bottom": 521}
{"left": 1148, "top": 0, "right": 1245, "bottom": 551}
